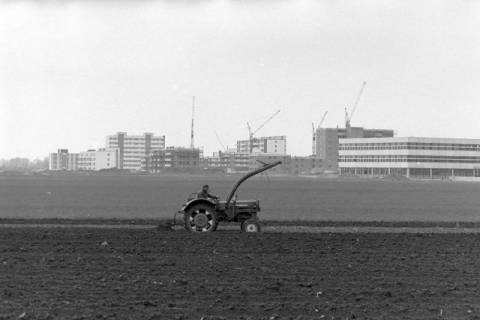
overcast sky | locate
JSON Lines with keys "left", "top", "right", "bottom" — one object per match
{"left": 1, "top": 0, "right": 479, "bottom": 159}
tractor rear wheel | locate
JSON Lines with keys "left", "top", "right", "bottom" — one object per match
{"left": 241, "top": 219, "right": 261, "bottom": 233}
{"left": 185, "top": 203, "right": 218, "bottom": 232}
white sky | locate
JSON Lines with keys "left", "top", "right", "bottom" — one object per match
{"left": 1, "top": 0, "right": 479, "bottom": 159}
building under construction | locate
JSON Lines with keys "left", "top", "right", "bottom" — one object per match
{"left": 142, "top": 147, "right": 201, "bottom": 172}
{"left": 248, "top": 154, "right": 322, "bottom": 175}
{"left": 204, "top": 151, "right": 322, "bottom": 175}
{"left": 204, "top": 150, "right": 250, "bottom": 173}
{"left": 237, "top": 136, "right": 287, "bottom": 155}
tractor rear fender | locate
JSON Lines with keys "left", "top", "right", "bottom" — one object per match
{"left": 180, "top": 199, "right": 217, "bottom": 214}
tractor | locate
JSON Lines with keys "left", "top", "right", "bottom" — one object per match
{"left": 175, "top": 161, "right": 281, "bottom": 232}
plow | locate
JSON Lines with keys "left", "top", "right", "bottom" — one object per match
{"left": 168, "top": 161, "right": 281, "bottom": 232}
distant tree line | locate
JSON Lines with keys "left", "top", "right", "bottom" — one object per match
{"left": 0, "top": 157, "right": 49, "bottom": 171}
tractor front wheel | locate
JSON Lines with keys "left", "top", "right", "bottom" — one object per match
{"left": 241, "top": 219, "right": 261, "bottom": 233}
{"left": 185, "top": 203, "right": 218, "bottom": 232}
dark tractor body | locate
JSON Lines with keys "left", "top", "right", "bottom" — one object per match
{"left": 176, "top": 161, "right": 281, "bottom": 232}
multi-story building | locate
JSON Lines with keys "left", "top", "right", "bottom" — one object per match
{"left": 49, "top": 149, "right": 78, "bottom": 171}
{"left": 204, "top": 151, "right": 250, "bottom": 173}
{"left": 237, "top": 136, "right": 287, "bottom": 155}
{"left": 50, "top": 148, "right": 119, "bottom": 171}
{"left": 247, "top": 153, "right": 291, "bottom": 174}
{"left": 247, "top": 154, "right": 322, "bottom": 175}
{"left": 290, "top": 156, "right": 323, "bottom": 175}
{"left": 106, "top": 132, "right": 165, "bottom": 170}
{"left": 313, "top": 126, "right": 394, "bottom": 172}
{"left": 341, "top": 126, "right": 395, "bottom": 139}
{"left": 205, "top": 151, "right": 323, "bottom": 175}
{"left": 313, "top": 128, "right": 340, "bottom": 172}
{"left": 339, "top": 137, "right": 480, "bottom": 178}
{"left": 142, "top": 147, "right": 201, "bottom": 172}
{"left": 77, "top": 148, "right": 119, "bottom": 171}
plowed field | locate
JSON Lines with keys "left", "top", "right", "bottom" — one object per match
{"left": 1, "top": 227, "right": 480, "bottom": 319}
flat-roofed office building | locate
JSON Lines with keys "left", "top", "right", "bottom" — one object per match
{"left": 313, "top": 127, "right": 394, "bottom": 173}
{"left": 77, "top": 148, "right": 119, "bottom": 171}
{"left": 106, "top": 132, "right": 165, "bottom": 170}
{"left": 339, "top": 137, "right": 480, "bottom": 178}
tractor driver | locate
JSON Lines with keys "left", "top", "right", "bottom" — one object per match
{"left": 197, "top": 184, "right": 219, "bottom": 201}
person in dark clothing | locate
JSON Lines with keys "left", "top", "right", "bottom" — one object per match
{"left": 197, "top": 184, "right": 218, "bottom": 200}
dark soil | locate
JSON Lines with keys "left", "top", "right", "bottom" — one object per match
{"left": 3, "top": 218, "right": 480, "bottom": 229}
{"left": 1, "top": 228, "right": 480, "bottom": 319}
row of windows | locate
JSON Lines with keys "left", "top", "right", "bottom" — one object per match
{"left": 124, "top": 143, "right": 164, "bottom": 146}
{"left": 77, "top": 159, "right": 113, "bottom": 163}
{"left": 340, "top": 142, "right": 480, "bottom": 151}
{"left": 340, "top": 155, "right": 480, "bottom": 164}
{"left": 122, "top": 148, "right": 163, "bottom": 151}
{"left": 341, "top": 167, "right": 480, "bottom": 177}
{"left": 151, "top": 161, "right": 199, "bottom": 165}
{"left": 122, "top": 153, "right": 149, "bottom": 156}
{"left": 109, "top": 137, "right": 164, "bottom": 141}
{"left": 110, "top": 146, "right": 151, "bottom": 149}
{"left": 108, "top": 143, "right": 164, "bottom": 147}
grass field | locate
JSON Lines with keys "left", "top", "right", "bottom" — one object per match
{"left": 1, "top": 174, "right": 480, "bottom": 221}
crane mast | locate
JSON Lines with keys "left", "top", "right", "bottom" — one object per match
{"left": 190, "top": 96, "right": 195, "bottom": 149}
{"left": 246, "top": 122, "right": 253, "bottom": 153}
{"left": 312, "top": 122, "right": 316, "bottom": 155}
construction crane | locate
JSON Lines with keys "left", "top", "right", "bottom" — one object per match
{"left": 312, "top": 111, "right": 328, "bottom": 155}
{"left": 214, "top": 130, "right": 226, "bottom": 151}
{"left": 345, "top": 81, "right": 367, "bottom": 129}
{"left": 312, "top": 122, "right": 316, "bottom": 155}
{"left": 246, "top": 110, "right": 280, "bottom": 153}
{"left": 318, "top": 111, "right": 328, "bottom": 129}
{"left": 190, "top": 96, "right": 195, "bottom": 149}
{"left": 247, "top": 122, "right": 253, "bottom": 140}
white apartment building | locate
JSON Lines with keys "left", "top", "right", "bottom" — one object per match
{"left": 49, "top": 149, "right": 78, "bottom": 171}
{"left": 236, "top": 136, "right": 287, "bottom": 155}
{"left": 106, "top": 132, "right": 165, "bottom": 170}
{"left": 339, "top": 137, "right": 480, "bottom": 178}
{"left": 77, "top": 148, "right": 119, "bottom": 171}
